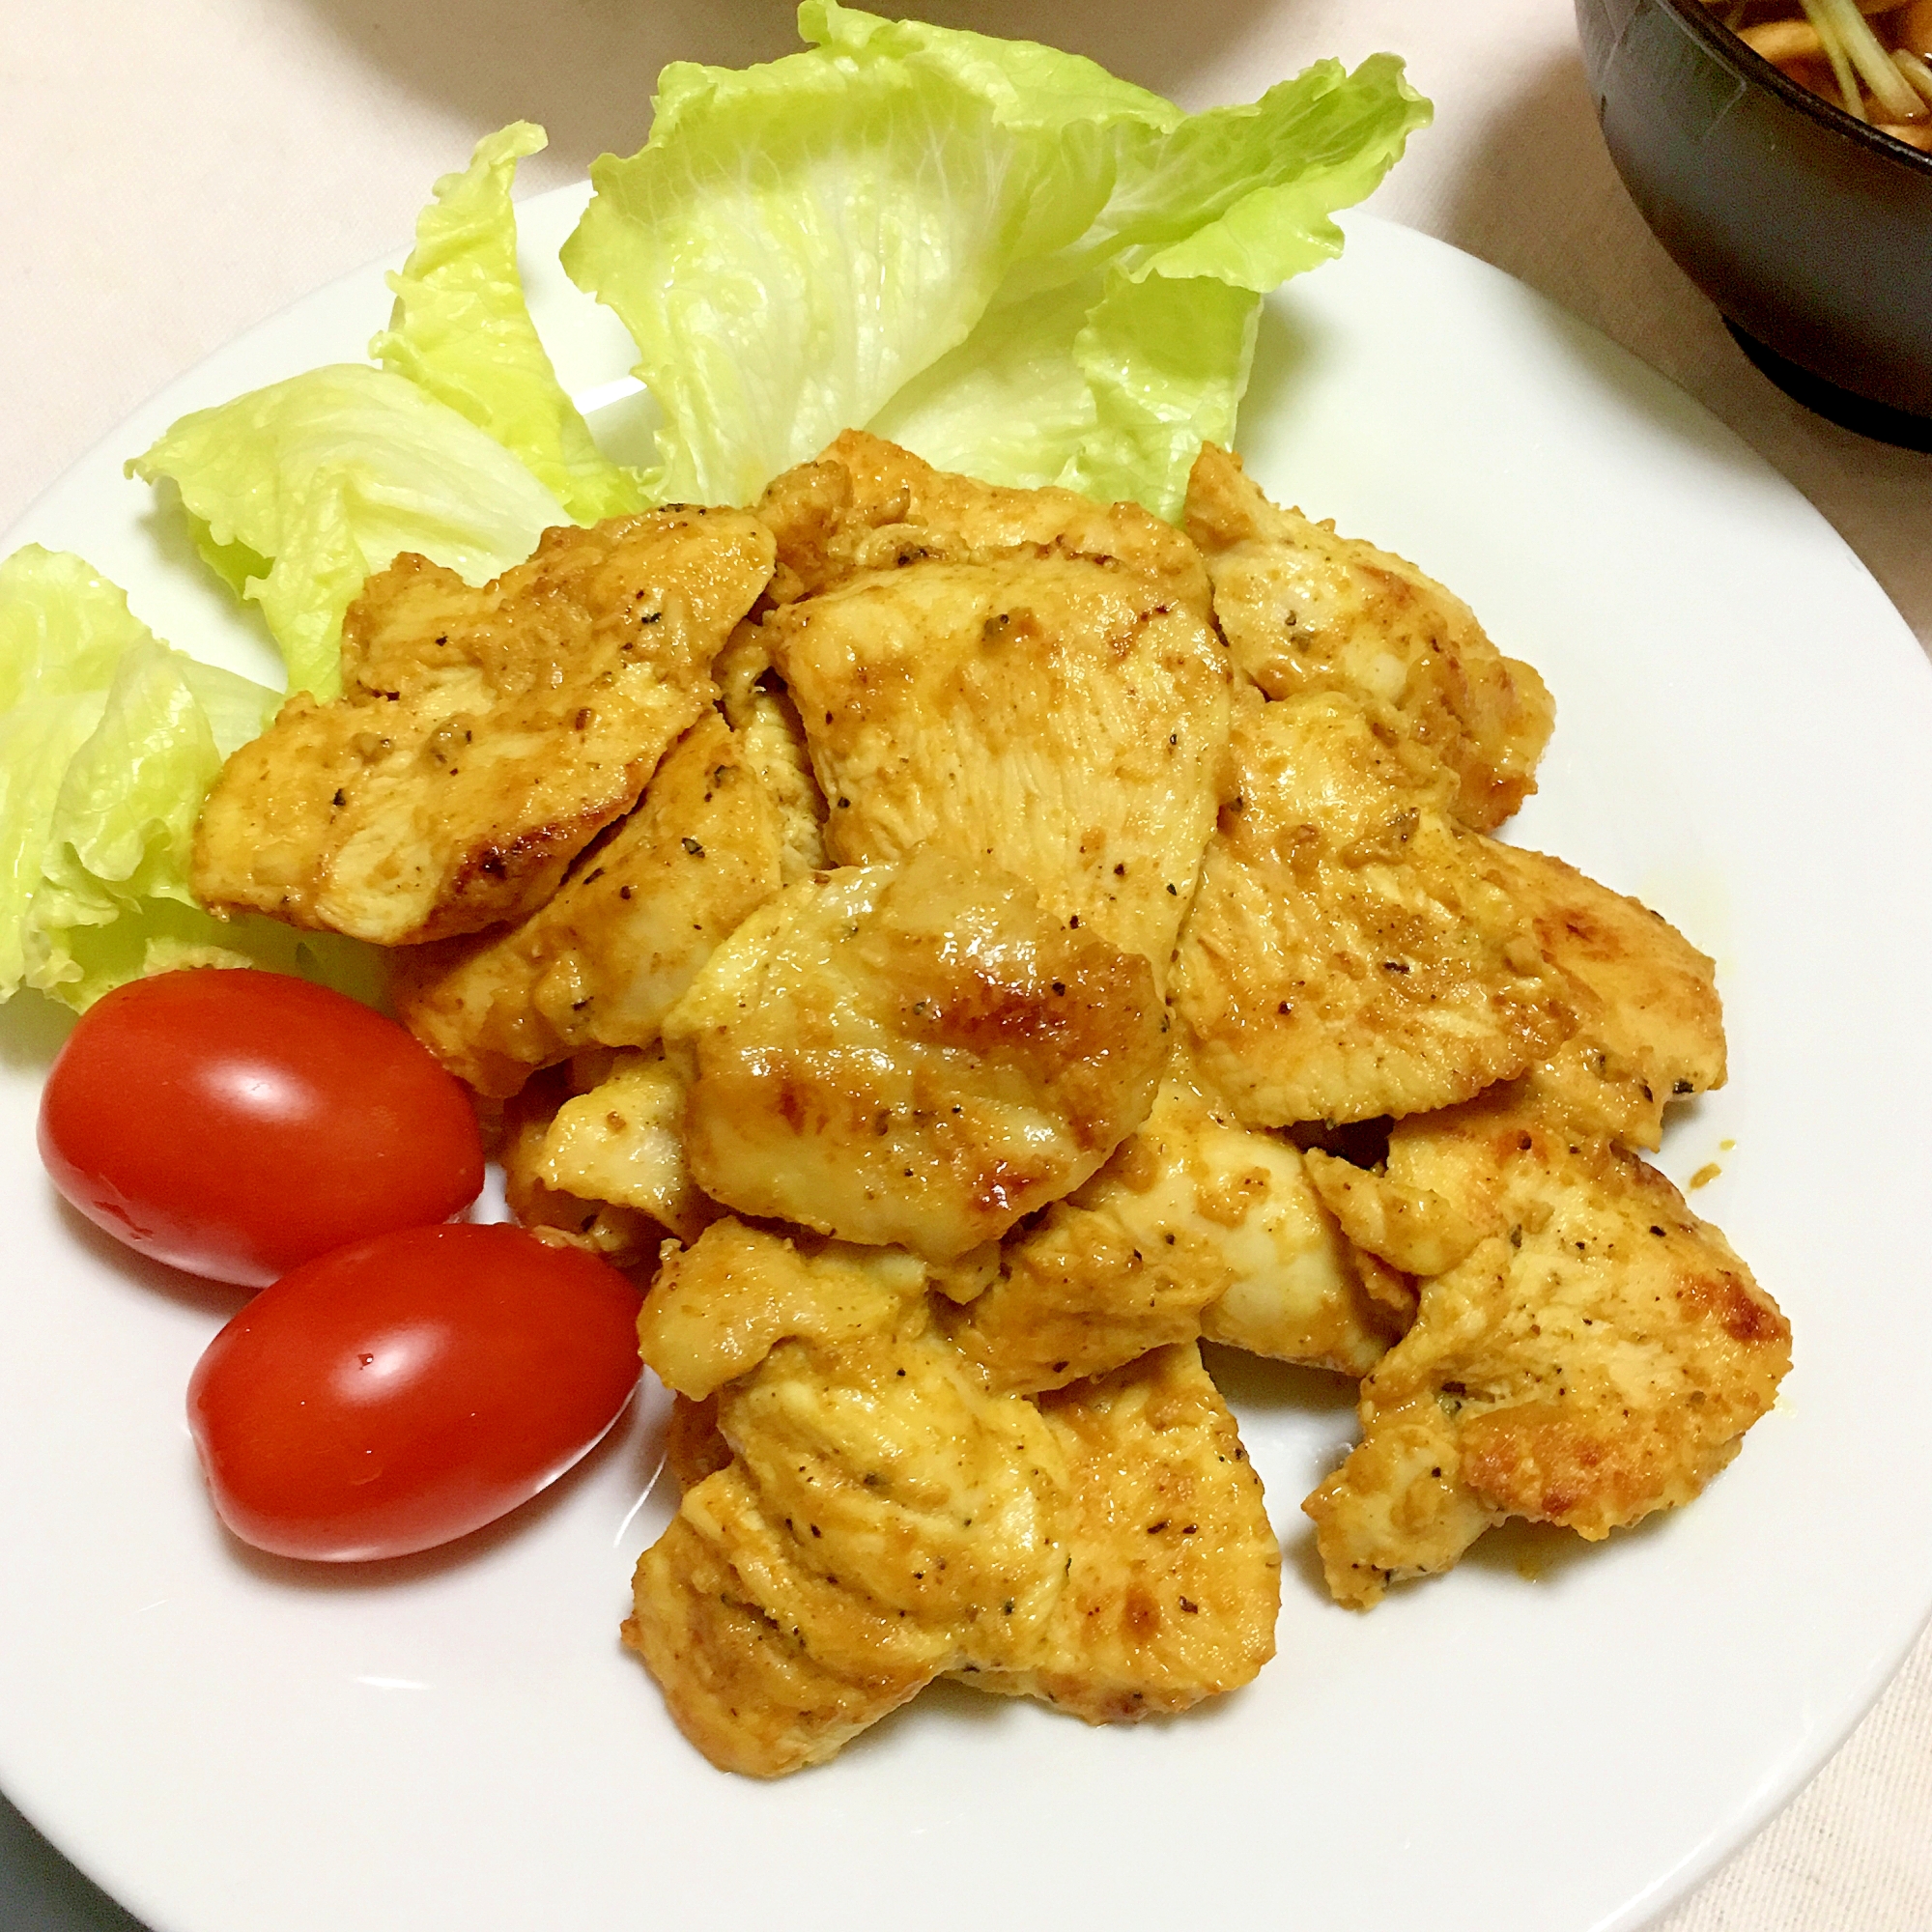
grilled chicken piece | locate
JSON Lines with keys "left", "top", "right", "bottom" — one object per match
{"left": 720, "top": 670, "right": 829, "bottom": 886}
{"left": 638, "top": 1218, "right": 929, "bottom": 1403}
{"left": 1490, "top": 844, "right": 1725, "bottom": 1150}
{"left": 662, "top": 847, "right": 1168, "bottom": 1262}
{"left": 393, "top": 696, "right": 810, "bottom": 1095}
{"left": 1302, "top": 1149, "right": 1489, "bottom": 1281}
{"left": 965, "top": 1344, "right": 1279, "bottom": 1722}
{"left": 755, "top": 433, "right": 1230, "bottom": 971}
{"left": 631, "top": 1227, "right": 1279, "bottom": 1771}
{"left": 663, "top": 1392, "right": 733, "bottom": 1492}
{"left": 1303, "top": 1090, "right": 1790, "bottom": 1608}
{"left": 193, "top": 508, "right": 773, "bottom": 945}
{"left": 1174, "top": 688, "right": 1574, "bottom": 1127}
{"left": 946, "top": 1048, "right": 1395, "bottom": 1393}
{"left": 529, "top": 1042, "right": 714, "bottom": 1246}
{"left": 1184, "top": 444, "right": 1552, "bottom": 832}
{"left": 759, "top": 428, "right": 1216, "bottom": 601}
{"left": 628, "top": 1223, "right": 1071, "bottom": 1776}
{"left": 496, "top": 1065, "right": 659, "bottom": 1267}
{"left": 630, "top": 1513, "right": 932, "bottom": 1777}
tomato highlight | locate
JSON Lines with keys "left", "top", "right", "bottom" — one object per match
{"left": 187, "top": 1223, "right": 644, "bottom": 1561}
{"left": 38, "top": 969, "right": 484, "bottom": 1286}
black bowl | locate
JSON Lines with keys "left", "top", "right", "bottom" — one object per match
{"left": 1576, "top": 0, "right": 1932, "bottom": 447}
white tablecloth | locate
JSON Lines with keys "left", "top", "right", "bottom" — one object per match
{"left": 3, "top": 2, "right": 1928, "bottom": 1925}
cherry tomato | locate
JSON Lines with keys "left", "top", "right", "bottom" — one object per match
{"left": 38, "top": 968, "right": 483, "bottom": 1287}
{"left": 186, "top": 1223, "right": 643, "bottom": 1560}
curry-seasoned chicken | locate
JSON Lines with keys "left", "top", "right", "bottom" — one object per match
{"left": 1303, "top": 1089, "right": 1789, "bottom": 1607}
{"left": 1301, "top": 1148, "right": 1488, "bottom": 1281}
{"left": 663, "top": 1392, "right": 734, "bottom": 1492}
{"left": 393, "top": 695, "right": 813, "bottom": 1095}
{"left": 654, "top": 1334, "right": 1283, "bottom": 1733}
{"left": 718, "top": 661, "right": 829, "bottom": 886}
{"left": 755, "top": 433, "right": 1231, "bottom": 970}
{"left": 631, "top": 1226, "right": 1280, "bottom": 1772}
{"left": 662, "top": 848, "right": 1168, "bottom": 1261}
{"left": 760, "top": 428, "right": 1217, "bottom": 603}
{"left": 946, "top": 1047, "right": 1396, "bottom": 1393}
{"left": 193, "top": 508, "right": 774, "bottom": 945}
{"left": 1490, "top": 844, "right": 1725, "bottom": 1149}
{"left": 628, "top": 1223, "right": 1072, "bottom": 1776}
{"left": 496, "top": 1064, "right": 660, "bottom": 1267}
{"left": 631, "top": 1511, "right": 934, "bottom": 1777}
{"left": 965, "top": 1344, "right": 1280, "bottom": 1722}
{"left": 529, "top": 1043, "right": 715, "bottom": 1246}
{"left": 638, "top": 1218, "right": 925, "bottom": 1402}
{"left": 1184, "top": 444, "right": 1552, "bottom": 832}
{"left": 1173, "top": 688, "right": 1574, "bottom": 1127}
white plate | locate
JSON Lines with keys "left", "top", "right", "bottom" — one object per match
{"left": 3, "top": 187, "right": 1931, "bottom": 1932}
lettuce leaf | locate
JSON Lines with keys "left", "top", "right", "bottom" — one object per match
{"left": 563, "top": 0, "right": 1430, "bottom": 518}
{"left": 127, "top": 364, "right": 569, "bottom": 699}
{"left": 0, "top": 545, "right": 154, "bottom": 709}
{"left": 371, "top": 121, "right": 648, "bottom": 525}
{"left": 128, "top": 12, "right": 1425, "bottom": 719}
{"left": 0, "top": 545, "right": 380, "bottom": 1010}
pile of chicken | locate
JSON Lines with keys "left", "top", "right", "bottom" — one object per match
{"left": 191, "top": 431, "right": 1791, "bottom": 1777}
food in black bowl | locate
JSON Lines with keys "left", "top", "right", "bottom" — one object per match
{"left": 1726, "top": 2, "right": 1932, "bottom": 148}
{"left": 1577, "top": 0, "right": 1932, "bottom": 447}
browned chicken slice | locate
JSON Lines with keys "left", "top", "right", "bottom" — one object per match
{"left": 632, "top": 1227, "right": 1278, "bottom": 1771}
{"left": 662, "top": 1391, "right": 733, "bottom": 1492}
{"left": 661, "top": 848, "right": 1168, "bottom": 1262}
{"left": 193, "top": 508, "right": 774, "bottom": 944}
{"left": 1184, "top": 444, "right": 1552, "bottom": 831}
{"left": 628, "top": 1222, "right": 1071, "bottom": 1776}
{"left": 528, "top": 1043, "right": 715, "bottom": 1246}
{"left": 964, "top": 1344, "right": 1280, "bottom": 1722}
{"left": 1173, "top": 689, "right": 1574, "bottom": 1127}
{"left": 1302, "top": 1149, "right": 1489, "bottom": 1280}
{"left": 946, "top": 1048, "right": 1396, "bottom": 1394}
{"left": 759, "top": 428, "right": 1216, "bottom": 601}
{"left": 496, "top": 1064, "right": 660, "bottom": 1268}
{"left": 1303, "top": 1090, "right": 1790, "bottom": 1608}
{"left": 1490, "top": 844, "right": 1725, "bottom": 1150}
{"left": 755, "top": 433, "right": 1231, "bottom": 971}
{"left": 392, "top": 697, "right": 807, "bottom": 1095}
{"left": 629, "top": 1511, "right": 934, "bottom": 1778}
{"left": 638, "top": 1218, "right": 929, "bottom": 1402}
{"left": 720, "top": 669, "right": 829, "bottom": 886}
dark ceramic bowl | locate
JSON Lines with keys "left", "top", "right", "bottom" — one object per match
{"left": 1576, "top": 0, "right": 1932, "bottom": 447}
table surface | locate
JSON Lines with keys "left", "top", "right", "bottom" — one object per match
{"left": 3, "top": 2, "right": 1929, "bottom": 1928}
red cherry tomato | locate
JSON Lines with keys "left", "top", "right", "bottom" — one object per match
{"left": 38, "top": 968, "right": 483, "bottom": 1287}
{"left": 186, "top": 1223, "right": 643, "bottom": 1561}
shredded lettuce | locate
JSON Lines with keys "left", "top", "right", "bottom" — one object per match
{"left": 127, "top": 364, "right": 568, "bottom": 699}
{"left": 563, "top": 0, "right": 1430, "bottom": 518}
{"left": 0, "top": 545, "right": 381, "bottom": 1010}
{"left": 372, "top": 121, "right": 648, "bottom": 524}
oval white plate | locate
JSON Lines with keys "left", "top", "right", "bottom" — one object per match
{"left": 3, "top": 188, "right": 1930, "bottom": 1932}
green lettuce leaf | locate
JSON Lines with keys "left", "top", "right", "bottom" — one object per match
{"left": 0, "top": 545, "right": 153, "bottom": 709}
{"left": 372, "top": 121, "right": 648, "bottom": 525}
{"left": 186, "top": 518, "right": 271, "bottom": 600}
{"left": 128, "top": 364, "right": 569, "bottom": 699}
{"left": 563, "top": 0, "right": 1430, "bottom": 518}
{"left": 0, "top": 695, "right": 106, "bottom": 998}
{"left": 0, "top": 545, "right": 381, "bottom": 1010}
